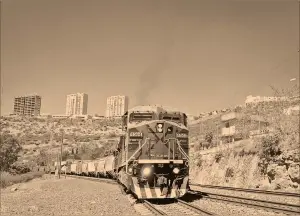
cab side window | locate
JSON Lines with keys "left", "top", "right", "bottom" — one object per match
{"left": 122, "top": 116, "right": 128, "bottom": 131}
{"left": 183, "top": 115, "right": 187, "bottom": 126}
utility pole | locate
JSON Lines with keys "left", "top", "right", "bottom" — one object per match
{"left": 216, "top": 123, "right": 219, "bottom": 146}
{"left": 59, "top": 129, "right": 64, "bottom": 179}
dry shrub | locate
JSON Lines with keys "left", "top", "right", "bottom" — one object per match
{"left": 0, "top": 171, "right": 44, "bottom": 188}
{"left": 214, "top": 152, "right": 223, "bottom": 163}
{"left": 225, "top": 167, "right": 234, "bottom": 179}
{"left": 193, "top": 152, "right": 203, "bottom": 168}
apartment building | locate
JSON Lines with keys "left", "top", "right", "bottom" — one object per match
{"left": 65, "top": 93, "right": 88, "bottom": 116}
{"left": 106, "top": 95, "right": 129, "bottom": 118}
{"left": 13, "top": 94, "right": 42, "bottom": 116}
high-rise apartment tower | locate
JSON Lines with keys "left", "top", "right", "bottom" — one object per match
{"left": 66, "top": 93, "right": 88, "bottom": 116}
{"left": 13, "top": 94, "right": 41, "bottom": 116}
{"left": 106, "top": 95, "right": 129, "bottom": 117}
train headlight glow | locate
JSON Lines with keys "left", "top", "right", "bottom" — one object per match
{"left": 173, "top": 167, "right": 180, "bottom": 174}
{"left": 157, "top": 123, "right": 163, "bottom": 132}
{"left": 128, "top": 167, "right": 133, "bottom": 173}
{"left": 142, "top": 167, "right": 151, "bottom": 176}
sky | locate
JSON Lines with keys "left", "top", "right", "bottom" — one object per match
{"left": 1, "top": 0, "right": 299, "bottom": 116}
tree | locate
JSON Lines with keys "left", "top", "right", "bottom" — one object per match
{"left": 0, "top": 134, "right": 22, "bottom": 171}
{"left": 205, "top": 131, "right": 213, "bottom": 144}
{"left": 62, "top": 150, "right": 70, "bottom": 161}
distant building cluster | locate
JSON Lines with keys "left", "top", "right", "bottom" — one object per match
{"left": 197, "top": 106, "right": 239, "bottom": 119}
{"left": 11, "top": 93, "right": 129, "bottom": 118}
{"left": 245, "top": 95, "right": 289, "bottom": 106}
{"left": 105, "top": 95, "right": 129, "bottom": 118}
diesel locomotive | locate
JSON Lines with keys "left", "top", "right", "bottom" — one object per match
{"left": 115, "top": 105, "right": 190, "bottom": 199}
{"left": 50, "top": 105, "right": 190, "bottom": 200}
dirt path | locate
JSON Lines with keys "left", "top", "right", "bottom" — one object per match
{"left": 1, "top": 175, "right": 138, "bottom": 216}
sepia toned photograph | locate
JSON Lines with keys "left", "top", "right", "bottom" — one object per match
{"left": 0, "top": 0, "right": 299, "bottom": 215}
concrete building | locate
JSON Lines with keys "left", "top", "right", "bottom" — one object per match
{"left": 65, "top": 93, "right": 88, "bottom": 116}
{"left": 106, "top": 95, "right": 129, "bottom": 117}
{"left": 220, "top": 112, "right": 269, "bottom": 142}
{"left": 13, "top": 94, "right": 41, "bottom": 116}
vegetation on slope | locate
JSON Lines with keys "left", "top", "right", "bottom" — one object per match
{"left": 190, "top": 85, "right": 300, "bottom": 191}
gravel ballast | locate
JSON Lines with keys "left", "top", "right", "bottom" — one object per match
{"left": 191, "top": 198, "right": 280, "bottom": 216}
{"left": 1, "top": 175, "right": 139, "bottom": 216}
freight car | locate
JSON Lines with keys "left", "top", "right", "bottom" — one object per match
{"left": 51, "top": 105, "right": 190, "bottom": 200}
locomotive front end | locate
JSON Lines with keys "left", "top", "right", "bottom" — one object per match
{"left": 120, "top": 108, "right": 190, "bottom": 199}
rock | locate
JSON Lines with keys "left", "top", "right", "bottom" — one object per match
{"left": 288, "top": 163, "right": 300, "bottom": 184}
{"left": 274, "top": 165, "right": 288, "bottom": 179}
{"left": 10, "top": 187, "right": 18, "bottom": 192}
{"left": 291, "top": 182, "right": 299, "bottom": 188}
{"left": 271, "top": 174, "right": 293, "bottom": 190}
{"left": 28, "top": 205, "right": 39, "bottom": 212}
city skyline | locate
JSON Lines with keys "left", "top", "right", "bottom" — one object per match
{"left": 1, "top": 0, "right": 299, "bottom": 116}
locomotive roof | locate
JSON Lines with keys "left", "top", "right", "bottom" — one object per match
{"left": 125, "top": 105, "right": 185, "bottom": 115}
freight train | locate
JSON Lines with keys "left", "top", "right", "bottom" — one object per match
{"left": 50, "top": 105, "right": 190, "bottom": 200}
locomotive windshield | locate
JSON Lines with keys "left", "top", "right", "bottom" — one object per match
{"left": 160, "top": 112, "right": 187, "bottom": 126}
{"left": 129, "top": 112, "right": 154, "bottom": 122}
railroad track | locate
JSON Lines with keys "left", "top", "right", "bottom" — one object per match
{"left": 137, "top": 199, "right": 216, "bottom": 216}
{"left": 61, "top": 174, "right": 217, "bottom": 215}
{"left": 189, "top": 190, "right": 300, "bottom": 215}
{"left": 190, "top": 183, "right": 300, "bottom": 198}
{"left": 56, "top": 174, "right": 118, "bottom": 185}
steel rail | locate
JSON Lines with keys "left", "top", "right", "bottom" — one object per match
{"left": 143, "top": 200, "right": 167, "bottom": 215}
{"left": 191, "top": 190, "right": 300, "bottom": 215}
{"left": 64, "top": 174, "right": 118, "bottom": 185}
{"left": 177, "top": 199, "right": 216, "bottom": 215}
{"left": 190, "top": 183, "right": 300, "bottom": 197}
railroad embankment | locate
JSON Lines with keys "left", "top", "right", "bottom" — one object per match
{"left": 190, "top": 137, "right": 300, "bottom": 193}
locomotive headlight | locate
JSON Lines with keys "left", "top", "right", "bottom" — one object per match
{"left": 173, "top": 167, "right": 180, "bottom": 174}
{"left": 142, "top": 167, "right": 151, "bottom": 176}
{"left": 156, "top": 123, "right": 163, "bottom": 133}
{"left": 128, "top": 167, "right": 133, "bottom": 173}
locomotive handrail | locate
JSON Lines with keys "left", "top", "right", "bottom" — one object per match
{"left": 163, "top": 138, "right": 190, "bottom": 161}
{"left": 176, "top": 139, "right": 190, "bottom": 161}
{"left": 126, "top": 138, "right": 150, "bottom": 171}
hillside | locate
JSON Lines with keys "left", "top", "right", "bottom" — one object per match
{"left": 0, "top": 116, "right": 123, "bottom": 165}
{"left": 188, "top": 95, "right": 300, "bottom": 192}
